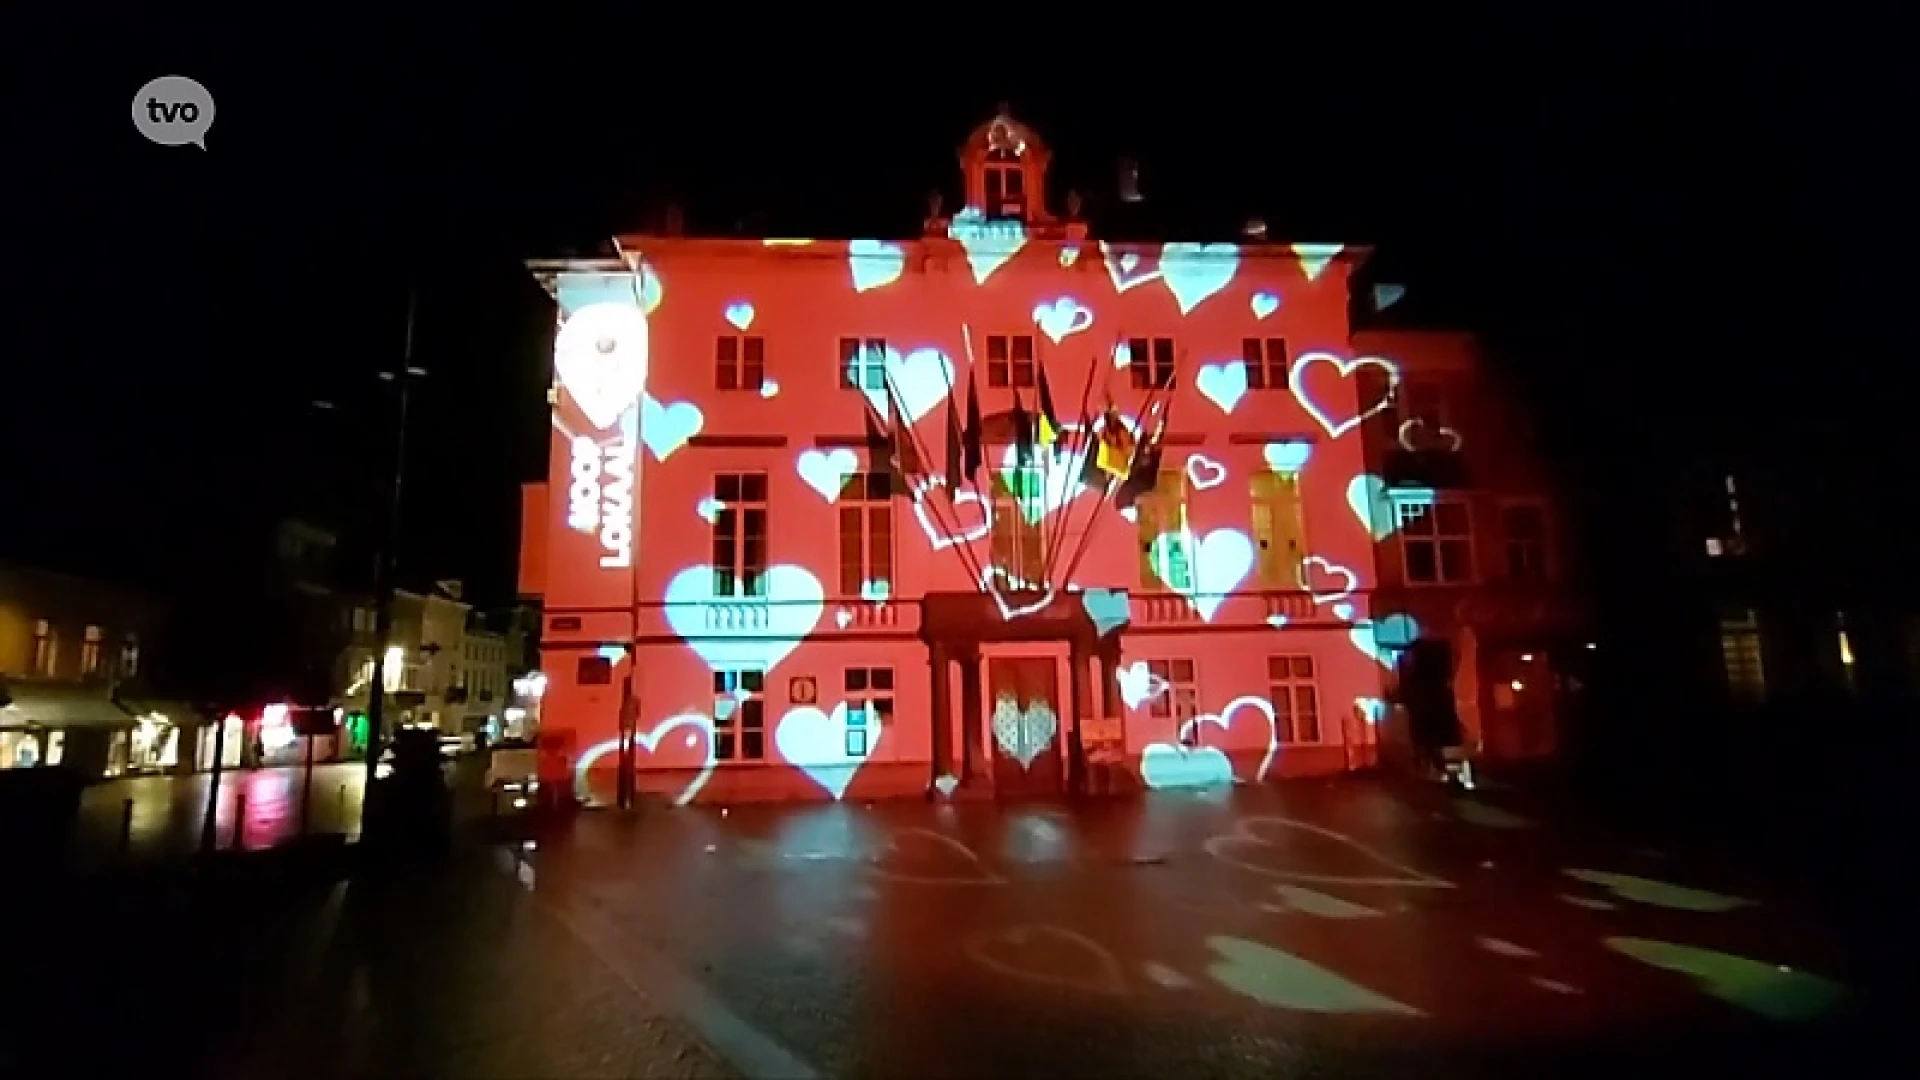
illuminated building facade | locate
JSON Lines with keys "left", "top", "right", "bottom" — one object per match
{"left": 522, "top": 112, "right": 1583, "bottom": 804}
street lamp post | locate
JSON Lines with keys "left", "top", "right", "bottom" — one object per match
{"left": 364, "top": 288, "right": 426, "bottom": 798}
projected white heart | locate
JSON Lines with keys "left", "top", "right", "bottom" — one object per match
{"left": 796, "top": 448, "right": 858, "bottom": 502}
{"left": 1141, "top": 743, "right": 1233, "bottom": 790}
{"left": 1264, "top": 441, "right": 1312, "bottom": 473}
{"left": 1250, "top": 291, "right": 1281, "bottom": 319}
{"left": 1185, "top": 454, "right": 1226, "bottom": 491}
{"left": 1289, "top": 352, "right": 1399, "bottom": 439}
{"left": 912, "top": 479, "right": 991, "bottom": 550}
{"left": 1195, "top": 361, "right": 1248, "bottom": 415}
{"left": 981, "top": 565, "right": 1054, "bottom": 621}
{"left": 1350, "top": 613, "right": 1421, "bottom": 668}
{"left": 573, "top": 713, "right": 714, "bottom": 807}
{"left": 1032, "top": 296, "right": 1094, "bottom": 344}
{"left": 723, "top": 300, "right": 755, "bottom": 331}
{"left": 991, "top": 695, "right": 1057, "bottom": 770}
{"left": 1297, "top": 555, "right": 1358, "bottom": 605}
{"left": 1100, "top": 242, "right": 1161, "bottom": 293}
{"left": 1150, "top": 529, "right": 1252, "bottom": 622}
{"left": 1116, "top": 661, "right": 1169, "bottom": 710}
{"left": 1346, "top": 474, "right": 1431, "bottom": 542}
{"left": 949, "top": 208, "right": 1027, "bottom": 284}
{"left": 1292, "top": 242, "right": 1345, "bottom": 282}
{"left": 776, "top": 702, "right": 876, "bottom": 801}
{"left": 997, "top": 445, "right": 1086, "bottom": 524}
{"left": 663, "top": 564, "right": 824, "bottom": 673}
{"left": 848, "top": 238, "right": 904, "bottom": 293}
{"left": 641, "top": 393, "right": 703, "bottom": 461}
{"left": 859, "top": 347, "right": 955, "bottom": 426}
{"left": 1160, "top": 242, "right": 1240, "bottom": 314}
{"left": 554, "top": 302, "right": 650, "bottom": 432}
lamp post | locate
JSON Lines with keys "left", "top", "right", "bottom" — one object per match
{"left": 364, "top": 288, "right": 426, "bottom": 799}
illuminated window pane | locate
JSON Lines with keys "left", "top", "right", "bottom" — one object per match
{"left": 1269, "top": 655, "right": 1323, "bottom": 744}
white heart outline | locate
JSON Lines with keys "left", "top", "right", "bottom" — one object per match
{"left": 1296, "top": 555, "right": 1358, "bottom": 605}
{"left": 1288, "top": 352, "right": 1400, "bottom": 440}
{"left": 796, "top": 448, "right": 859, "bottom": 502}
{"left": 1184, "top": 453, "right": 1227, "bottom": 491}
{"left": 1100, "top": 241, "right": 1163, "bottom": 292}
{"left": 980, "top": 564, "right": 1055, "bottom": 621}
{"left": 1180, "top": 694, "right": 1279, "bottom": 784}
{"left": 1205, "top": 814, "right": 1454, "bottom": 888}
{"left": 573, "top": 712, "right": 716, "bottom": 807}
{"left": 1397, "top": 417, "right": 1463, "bottom": 453}
{"left": 912, "top": 477, "right": 992, "bottom": 550}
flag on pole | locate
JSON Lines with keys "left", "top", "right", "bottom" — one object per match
{"left": 1115, "top": 401, "right": 1168, "bottom": 510}
{"left": 1010, "top": 387, "right": 1035, "bottom": 471}
{"left": 962, "top": 369, "right": 984, "bottom": 487}
{"left": 1094, "top": 398, "right": 1137, "bottom": 480}
{"left": 1036, "top": 364, "right": 1063, "bottom": 452}
{"left": 943, "top": 396, "right": 964, "bottom": 491}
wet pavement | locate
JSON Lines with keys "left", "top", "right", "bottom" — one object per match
{"left": 71, "top": 762, "right": 369, "bottom": 865}
{"left": 7, "top": 776, "right": 1885, "bottom": 1078}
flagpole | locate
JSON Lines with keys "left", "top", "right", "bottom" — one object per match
{"left": 1059, "top": 360, "right": 1169, "bottom": 590}
{"left": 1040, "top": 343, "right": 1107, "bottom": 588}
{"left": 884, "top": 367, "right": 988, "bottom": 588}
{"left": 929, "top": 341, "right": 991, "bottom": 589}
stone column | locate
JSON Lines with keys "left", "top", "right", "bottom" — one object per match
{"left": 958, "top": 649, "right": 983, "bottom": 783}
{"left": 929, "top": 643, "right": 952, "bottom": 782}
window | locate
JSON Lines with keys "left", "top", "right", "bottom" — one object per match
{"left": 715, "top": 335, "right": 766, "bottom": 392}
{"left": 1502, "top": 503, "right": 1549, "bottom": 580}
{"left": 837, "top": 470, "right": 894, "bottom": 597}
{"left": 985, "top": 334, "right": 1036, "bottom": 388}
{"left": 1126, "top": 336, "right": 1177, "bottom": 389}
{"left": 712, "top": 669, "right": 766, "bottom": 761}
{"left": 990, "top": 467, "right": 1047, "bottom": 587}
{"left": 1399, "top": 497, "right": 1473, "bottom": 585}
{"left": 577, "top": 655, "right": 612, "bottom": 685}
{"left": 1268, "top": 655, "right": 1322, "bottom": 743}
{"left": 1145, "top": 659, "right": 1200, "bottom": 736}
{"left": 985, "top": 150, "right": 1025, "bottom": 218}
{"left": 1241, "top": 338, "right": 1288, "bottom": 390}
{"left": 843, "top": 667, "right": 893, "bottom": 757}
{"left": 1720, "top": 610, "right": 1766, "bottom": 702}
{"left": 1250, "top": 472, "right": 1307, "bottom": 587}
{"left": 80, "top": 625, "right": 104, "bottom": 676}
{"left": 32, "top": 620, "right": 56, "bottom": 677}
{"left": 121, "top": 635, "right": 140, "bottom": 678}
{"left": 839, "top": 337, "right": 888, "bottom": 393}
{"left": 1137, "top": 471, "right": 1192, "bottom": 592}
{"left": 711, "top": 473, "right": 769, "bottom": 598}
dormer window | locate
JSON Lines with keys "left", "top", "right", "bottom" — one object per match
{"left": 984, "top": 150, "right": 1025, "bottom": 220}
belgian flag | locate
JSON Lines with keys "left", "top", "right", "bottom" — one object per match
{"left": 1036, "top": 364, "right": 1064, "bottom": 452}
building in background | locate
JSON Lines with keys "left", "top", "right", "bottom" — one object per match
{"left": 0, "top": 561, "right": 187, "bottom": 776}
{"left": 459, "top": 616, "right": 513, "bottom": 739}
{"left": 334, "top": 582, "right": 471, "bottom": 740}
{"left": 519, "top": 110, "right": 1589, "bottom": 805}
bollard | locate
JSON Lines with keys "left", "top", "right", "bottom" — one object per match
{"left": 232, "top": 792, "right": 246, "bottom": 850}
{"left": 118, "top": 798, "right": 135, "bottom": 856}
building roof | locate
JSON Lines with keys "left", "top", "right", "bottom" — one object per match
{"left": 0, "top": 684, "right": 138, "bottom": 730}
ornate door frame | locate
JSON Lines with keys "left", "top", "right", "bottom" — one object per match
{"left": 976, "top": 640, "right": 1073, "bottom": 792}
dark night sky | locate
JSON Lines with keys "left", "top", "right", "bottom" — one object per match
{"left": 4, "top": 24, "right": 1901, "bottom": 612}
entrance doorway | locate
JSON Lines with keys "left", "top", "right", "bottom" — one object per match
{"left": 985, "top": 655, "right": 1064, "bottom": 797}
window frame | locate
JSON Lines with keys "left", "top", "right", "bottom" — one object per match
{"left": 1145, "top": 659, "right": 1201, "bottom": 738}
{"left": 1240, "top": 337, "right": 1289, "bottom": 391}
{"left": 1126, "top": 336, "right": 1177, "bottom": 390}
{"left": 1499, "top": 499, "right": 1551, "bottom": 582}
{"left": 1398, "top": 495, "right": 1475, "bottom": 586}
{"left": 1267, "top": 654, "right": 1324, "bottom": 744}
{"left": 839, "top": 337, "right": 888, "bottom": 393}
{"left": 984, "top": 333, "right": 1037, "bottom": 389}
{"left": 711, "top": 668, "right": 768, "bottom": 762}
{"left": 842, "top": 666, "right": 894, "bottom": 758}
{"left": 710, "top": 472, "right": 770, "bottom": 599}
{"left": 836, "top": 469, "right": 895, "bottom": 598}
{"left": 715, "top": 334, "right": 767, "bottom": 392}
{"left": 1136, "top": 470, "right": 1193, "bottom": 594}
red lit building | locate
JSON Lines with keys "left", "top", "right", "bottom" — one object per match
{"left": 520, "top": 112, "right": 1583, "bottom": 804}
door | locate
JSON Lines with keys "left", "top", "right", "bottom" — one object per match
{"left": 986, "top": 656, "right": 1063, "bottom": 797}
